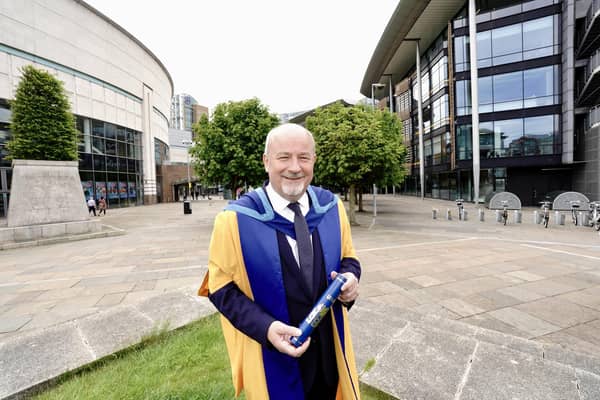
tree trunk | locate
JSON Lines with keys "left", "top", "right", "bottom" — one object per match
{"left": 358, "top": 189, "right": 364, "bottom": 212}
{"left": 348, "top": 184, "right": 357, "bottom": 225}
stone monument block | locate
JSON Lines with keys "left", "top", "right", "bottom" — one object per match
{"left": 7, "top": 160, "right": 89, "bottom": 227}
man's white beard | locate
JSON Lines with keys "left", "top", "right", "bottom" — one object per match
{"left": 282, "top": 181, "right": 305, "bottom": 198}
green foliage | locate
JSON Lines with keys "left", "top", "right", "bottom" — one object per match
{"left": 191, "top": 98, "right": 279, "bottom": 192}
{"left": 306, "top": 102, "right": 406, "bottom": 191}
{"left": 7, "top": 65, "right": 78, "bottom": 161}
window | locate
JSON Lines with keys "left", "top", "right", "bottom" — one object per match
{"left": 495, "top": 119, "right": 524, "bottom": 157}
{"left": 492, "top": 24, "right": 523, "bottom": 65}
{"left": 453, "top": 15, "right": 559, "bottom": 71}
{"left": 432, "top": 95, "right": 449, "bottom": 130}
{"left": 480, "top": 122, "right": 495, "bottom": 158}
{"left": 477, "top": 31, "right": 492, "bottom": 68}
{"left": 456, "top": 80, "right": 470, "bottom": 116}
{"left": 432, "top": 135, "right": 442, "bottom": 165}
{"left": 523, "top": 66, "right": 556, "bottom": 108}
{"left": 493, "top": 71, "right": 523, "bottom": 111}
{"left": 524, "top": 115, "right": 555, "bottom": 155}
{"left": 421, "top": 72, "right": 430, "bottom": 101}
{"left": 456, "top": 124, "right": 472, "bottom": 160}
{"left": 523, "top": 16, "right": 554, "bottom": 59}
{"left": 456, "top": 115, "right": 558, "bottom": 159}
{"left": 454, "top": 36, "right": 469, "bottom": 72}
{"left": 431, "top": 57, "right": 448, "bottom": 94}
{"left": 479, "top": 76, "right": 493, "bottom": 113}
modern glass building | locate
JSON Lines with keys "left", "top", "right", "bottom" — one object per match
{"left": 0, "top": 0, "right": 174, "bottom": 217}
{"left": 170, "top": 93, "right": 208, "bottom": 132}
{"left": 362, "top": 0, "right": 600, "bottom": 205}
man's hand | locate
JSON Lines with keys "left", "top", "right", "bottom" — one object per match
{"left": 267, "top": 321, "right": 310, "bottom": 357}
{"left": 331, "top": 271, "right": 359, "bottom": 303}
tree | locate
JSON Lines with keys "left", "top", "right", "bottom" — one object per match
{"left": 7, "top": 65, "right": 78, "bottom": 161}
{"left": 306, "top": 102, "right": 406, "bottom": 224}
{"left": 191, "top": 98, "right": 279, "bottom": 197}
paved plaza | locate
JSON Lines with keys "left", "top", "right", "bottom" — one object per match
{"left": 2, "top": 195, "right": 600, "bottom": 398}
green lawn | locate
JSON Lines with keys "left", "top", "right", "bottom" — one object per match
{"left": 34, "top": 314, "right": 392, "bottom": 399}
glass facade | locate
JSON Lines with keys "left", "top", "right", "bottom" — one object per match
{"left": 457, "top": 115, "right": 559, "bottom": 160}
{"left": 454, "top": 15, "right": 560, "bottom": 71}
{"left": 456, "top": 65, "right": 560, "bottom": 115}
{"left": 77, "top": 116, "right": 143, "bottom": 207}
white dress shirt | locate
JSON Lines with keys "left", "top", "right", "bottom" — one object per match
{"left": 265, "top": 184, "right": 310, "bottom": 267}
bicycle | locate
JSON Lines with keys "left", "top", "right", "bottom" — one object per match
{"left": 570, "top": 200, "right": 581, "bottom": 225}
{"left": 501, "top": 200, "right": 508, "bottom": 225}
{"left": 540, "top": 200, "right": 551, "bottom": 229}
{"left": 456, "top": 198, "right": 464, "bottom": 221}
{"left": 588, "top": 201, "right": 600, "bottom": 231}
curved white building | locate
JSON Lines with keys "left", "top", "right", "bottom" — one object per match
{"left": 0, "top": 0, "right": 174, "bottom": 213}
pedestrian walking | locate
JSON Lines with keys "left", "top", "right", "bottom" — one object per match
{"left": 97, "top": 196, "right": 107, "bottom": 215}
{"left": 87, "top": 197, "right": 96, "bottom": 216}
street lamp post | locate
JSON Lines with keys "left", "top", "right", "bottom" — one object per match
{"left": 182, "top": 139, "right": 192, "bottom": 199}
{"left": 371, "top": 83, "right": 385, "bottom": 219}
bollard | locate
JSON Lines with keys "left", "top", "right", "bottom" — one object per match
{"left": 432, "top": 209, "right": 438, "bottom": 219}
{"left": 463, "top": 210, "right": 468, "bottom": 221}
{"left": 581, "top": 212, "right": 589, "bottom": 227}
{"left": 514, "top": 210, "right": 522, "bottom": 223}
{"left": 446, "top": 209, "right": 452, "bottom": 220}
{"left": 554, "top": 211, "right": 561, "bottom": 225}
{"left": 559, "top": 213, "right": 565, "bottom": 225}
{"left": 533, "top": 210, "right": 540, "bottom": 224}
{"left": 479, "top": 209, "right": 485, "bottom": 222}
{"left": 495, "top": 210, "right": 502, "bottom": 223}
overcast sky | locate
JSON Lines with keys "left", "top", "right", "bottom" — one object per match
{"left": 84, "top": 0, "right": 398, "bottom": 115}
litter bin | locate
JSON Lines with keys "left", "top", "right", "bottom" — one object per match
{"left": 183, "top": 200, "right": 192, "bottom": 215}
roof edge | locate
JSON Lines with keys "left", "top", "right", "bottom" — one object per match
{"left": 360, "top": 0, "right": 431, "bottom": 97}
{"left": 76, "top": 0, "right": 174, "bottom": 94}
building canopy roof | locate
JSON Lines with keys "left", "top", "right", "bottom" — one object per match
{"left": 360, "top": 0, "right": 465, "bottom": 98}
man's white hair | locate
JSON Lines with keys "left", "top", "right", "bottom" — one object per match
{"left": 264, "top": 123, "right": 315, "bottom": 155}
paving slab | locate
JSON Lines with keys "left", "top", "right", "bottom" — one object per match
{"left": 460, "top": 342, "right": 580, "bottom": 400}
{"left": 361, "top": 323, "right": 476, "bottom": 400}
{"left": 0, "top": 323, "right": 95, "bottom": 399}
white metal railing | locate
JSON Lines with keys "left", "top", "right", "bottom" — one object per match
{"left": 590, "top": 105, "right": 600, "bottom": 129}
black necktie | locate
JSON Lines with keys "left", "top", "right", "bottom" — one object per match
{"left": 288, "top": 202, "right": 314, "bottom": 294}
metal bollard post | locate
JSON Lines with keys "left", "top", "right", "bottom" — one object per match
{"left": 432, "top": 209, "right": 438, "bottom": 219}
{"left": 559, "top": 213, "right": 565, "bottom": 225}
{"left": 463, "top": 210, "right": 468, "bottom": 221}
{"left": 581, "top": 212, "right": 589, "bottom": 227}
{"left": 554, "top": 211, "right": 561, "bottom": 225}
{"left": 479, "top": 209, "right": 485, "bottom": 222}
{"left": 514, "top": 210, "right": 522, "bottom": 223}
{"left": 495, "top": 210, "right": 502, "bottom": 223}
{"left": 533, "top": 210, "right": 540, "bottom": 224}
{"left": 446, "top": 209, "right": 452, "bottom": 220}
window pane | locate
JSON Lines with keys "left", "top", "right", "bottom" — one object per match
{"left": 493, "top": 71, "right": 523, "bottom": 111}
{"left": 492, "top": 24, "right": 523, "bottom": 64}
{"left": 523, "top": 66, "right": 555, "bottom": 107}
{"left": 479, "top": 76, "right": 493, "bottom": 113}
{"left": 92, "top": 120, "right": 104, "bottom": 137}
{"left": 92, "top": 136, "right": 104, "bottom": 154}
{"left": 457, "top": 124, "right": 472, "bottom": 160}
{"left": 105, "top": 139, "right": 116, "bottom": 156}
{"left": 523, "top": 16, "right": 553, "bottom": 53}
{"left": 477, "top": 31, "right": 492, "bottom": 68}
{"left": 495, "top": 119, "right": 523, "bottom": 157}
{"left": 524, "top": 115, "right": 554, "bottom": 155}
{"left": 105, "top": 123, "right": 116, "bottom": 139}
{"left": 480, "top": 122, "right": 495, "bottom": 158}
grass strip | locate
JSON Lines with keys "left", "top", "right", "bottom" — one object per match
{"left": 34, "top": 313, "right": 393, "bottom": 399}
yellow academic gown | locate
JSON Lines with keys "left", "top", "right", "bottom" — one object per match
{"left": 199, "top": 186, "right": 361, "bottom": 400}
